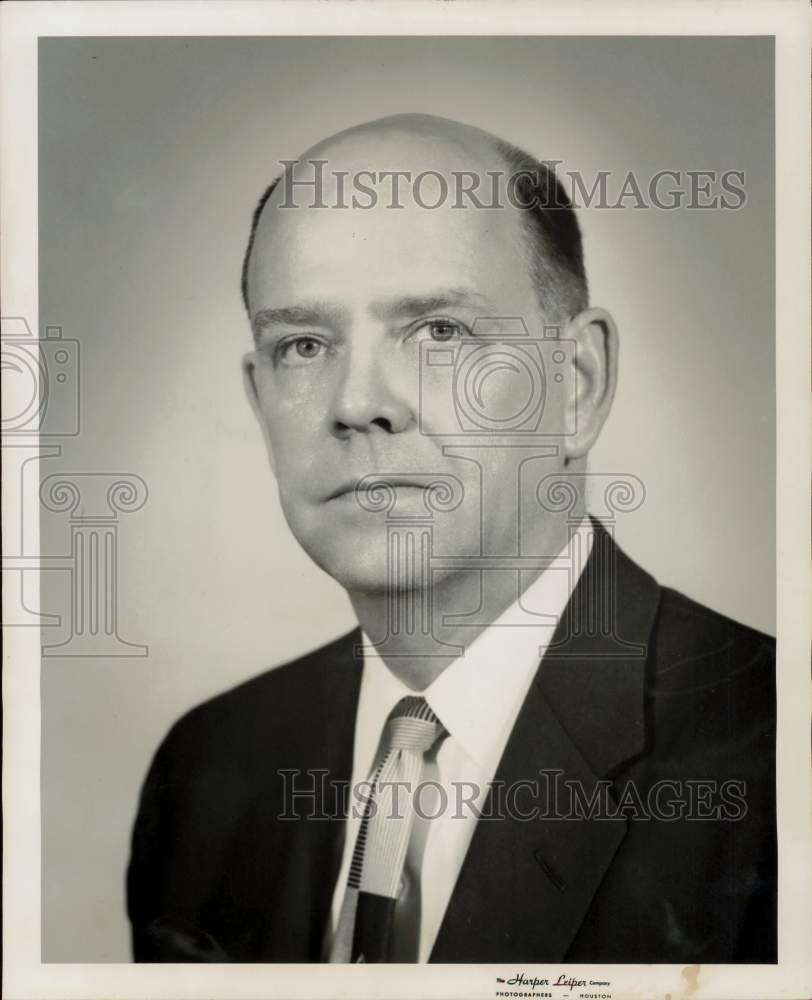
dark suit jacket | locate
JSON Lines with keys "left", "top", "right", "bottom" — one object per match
{"left": 127, "top": 522, "right": 776, "bottom": 963}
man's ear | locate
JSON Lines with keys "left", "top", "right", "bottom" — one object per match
{"left": 242, "top": 351, "right": 277, "bottom": 475}
{"left": 561, "top": 307, "right": 618, "bottom": 461}
{"left": 242, "top": 350, "right": 261, "bottom": 414}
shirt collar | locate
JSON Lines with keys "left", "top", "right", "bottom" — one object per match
{"left": 361, "top": 516, "right": 593, "bottom": 775}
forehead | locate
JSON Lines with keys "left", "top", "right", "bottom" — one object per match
{"left": 247, "top": 130, "right": 534, "bottom": 313}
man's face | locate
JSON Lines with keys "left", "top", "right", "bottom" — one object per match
{"left": 244, "top": 132, "right": 572, "bottom": 593}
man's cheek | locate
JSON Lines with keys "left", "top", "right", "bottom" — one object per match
{"left": 418, "top": 395, "right": 459, "bottom": 436}
{"left": 272, "top": 441, "right": 328, "bottom": 501}
{"left": 264, "top": 408, "right": 317, "bottom": 453}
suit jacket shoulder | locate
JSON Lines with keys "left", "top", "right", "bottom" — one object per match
{"left": 157, "top": 628, "right": 362, "bottom": 772}
{"left": 647, "top": 586, "right": 776, "bottom": 766}
{"left": 652, "top": 585, "right": 774, "bottom": 681}
{"left": 126, "top": 629, "right": 362, "bottom": 961}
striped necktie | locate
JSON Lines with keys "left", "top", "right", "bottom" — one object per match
{"left": 329, "top": 695, "right": 446, "bottom": 963}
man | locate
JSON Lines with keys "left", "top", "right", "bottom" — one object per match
{"left": 127, "top": 114, "right": 776, "bottom": 964}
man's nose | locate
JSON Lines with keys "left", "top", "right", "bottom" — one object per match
{"left": 329, "top": 348, "right": 413, "bottom": 437}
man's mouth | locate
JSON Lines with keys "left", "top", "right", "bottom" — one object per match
{"left": 325, "top": 477, "right": 429, "bottom": 502}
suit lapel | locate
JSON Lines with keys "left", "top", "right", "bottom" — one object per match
{"left": 430, "top": 521, "right": 661, "bottom": 962}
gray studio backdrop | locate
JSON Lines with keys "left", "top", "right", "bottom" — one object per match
{"left": 38, "top": 36, "right": 774, "bottom": 960}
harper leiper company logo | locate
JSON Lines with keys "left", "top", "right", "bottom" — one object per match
{"left": 494, "top": 971, "right": 613, "bottom": 998}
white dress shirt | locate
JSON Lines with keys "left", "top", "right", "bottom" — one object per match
{"left": 325, "top": 517, "right": 594, "bottom": 962}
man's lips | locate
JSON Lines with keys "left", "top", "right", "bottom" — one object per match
{"left": 325, "top": 478, "right": 429, "bottom": 502}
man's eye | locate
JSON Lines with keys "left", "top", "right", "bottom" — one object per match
{"left": 278, "top": 336, "right": 325, "bottom": 365}
{"left": 416, "top": 320, "right": 467, "bottom": 342}
{"left": 295, "top": 338, "right": 321, "bottom": 358}
{"left": 430, "top": 322, "right": 459, "bottom": 341}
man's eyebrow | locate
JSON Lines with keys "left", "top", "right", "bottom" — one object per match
{"left": 252, "top": 303, "right": 348, "bottom": 337}
{"left": 251, "top": 288, "right": 492, "bottom": 338}
{"left": 370, "top": 288, "right": 492, "bottom": 319}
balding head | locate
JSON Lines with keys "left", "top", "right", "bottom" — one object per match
{"left": 241, "top": 114, "right": 588, "bottom": 325}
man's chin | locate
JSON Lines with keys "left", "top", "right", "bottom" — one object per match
{"left": 286, "top": 508, "right": 479, "bottom": 595}
{"left": 310, "top": 549, "right": 394, "bottom": 595}
{"left": 290, "top": 526, "right": 393, "bottom": 594}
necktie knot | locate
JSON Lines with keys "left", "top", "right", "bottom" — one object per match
{"left": 385, "top": 695, "right": 446, "bottom": 754}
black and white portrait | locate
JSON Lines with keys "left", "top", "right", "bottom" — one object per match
{"left": 3, "top": 6, "right": 810, "bottom": 1000}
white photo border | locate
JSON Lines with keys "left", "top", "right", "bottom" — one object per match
{"left": 2, "top": 2, "right": 810, "bottom": 998}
